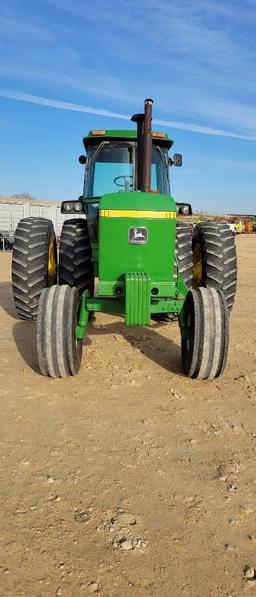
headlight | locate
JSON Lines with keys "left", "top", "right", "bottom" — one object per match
{"left": 177, "top": 203, "right": 192, "bottom": 215}
{"left": 61, "top": 201, "right": 84, "bottom": 214}
{"left": 74, "top": 202, "right": 83, "bottom": 212}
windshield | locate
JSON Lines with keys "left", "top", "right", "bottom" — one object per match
{"left": 85, "top": 144, "right": 134, "bottom": 197}
{"left": 151, "top": 148, "right": 169, "bottom": 195}
{"left": 83, "top": 142, "right": 170, "bottom": 197}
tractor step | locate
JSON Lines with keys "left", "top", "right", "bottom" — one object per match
{"left": 125, "top": 272, "right": 151, "bottom": 326}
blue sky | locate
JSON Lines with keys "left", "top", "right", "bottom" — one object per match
{"left": 0, "top": 0, "right": 256, "bottom": 213}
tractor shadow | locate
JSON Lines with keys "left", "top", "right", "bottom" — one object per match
{"left": 12, "top": 318, "right": 181, "bottom": 376}
{"left": 0, "top": 281, "right": 39, "bottom": 372}
{"left": 12, "top": 321, "right": 92, "bottom": 374}
{"left": 1, "top": 282, "right": 181, "bottom": 375}
{"left": 0, "top": 281, "right": 19, "bottom": 319}
{"left": 88, "top": 318, "right": 182, "bottom": 375}
{"left": 12, "top": 320, "right": 39, "bottom": 373}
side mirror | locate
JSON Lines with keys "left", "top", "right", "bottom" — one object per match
{"left": 169, "top": 153, "right": 182, "bottom": 167}
{"left": 79, "top": 154, "right": 87, "bottom": 165}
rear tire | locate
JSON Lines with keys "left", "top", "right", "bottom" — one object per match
{"left": 59, "top": 219, "right": 93, "bottom": 293}
{"left": 37, "top": 285, "right": 82, "bottom": 378}
{"left": 192, "top": 222, "right": 237, "bottom": 311}
{"left": 181, "top": 287, "right": 229, "bottom": 379}
{"left": 152, "top": 222, "right": 193, "bottom": 322}
{"left": 12, "top": 217, "right": 57, "bottom": 320}
{"left": 176, "top": 222, "right": 193, "bottom": 287}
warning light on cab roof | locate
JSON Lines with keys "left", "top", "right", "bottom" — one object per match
{"left": 152, "top": 131, "right": 166, "bottom": 138}
{"left": 91, "top": 130, "right": 106, "bottom": 135}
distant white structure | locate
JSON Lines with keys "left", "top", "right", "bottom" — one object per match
{"left": 0, "top": 200, "right": 84, "bottom": 248}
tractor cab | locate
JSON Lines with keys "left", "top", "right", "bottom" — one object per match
{"left": 75, "top": 129, "right": 184, "bottom": 242}
{"left": 81, "top": 130, "right": 173, "bottom": 198}
{"left": 61, "top": 118, "right": 190, "bottom": 223}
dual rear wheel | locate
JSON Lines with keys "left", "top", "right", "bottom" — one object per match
{"left": 176, "top": 221, "right": 237, "bottom": 312}
{"left": 12, "top": 217, "right": 92, "bottom": 320}
{"left": 12, "top": 217, "right": 57, "bottom": 320}
{"left": 192, "top": 222, "right": 237, "bottom": 312}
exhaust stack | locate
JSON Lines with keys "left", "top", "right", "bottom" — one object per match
{"left": 131, "top": 98, "right": 153, "bottom": 193}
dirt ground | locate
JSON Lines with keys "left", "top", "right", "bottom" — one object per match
{"left": 1, "top": 236, "right": 256, "bottom": 597}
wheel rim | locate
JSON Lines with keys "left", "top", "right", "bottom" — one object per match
{"left": 193, "top": 243, "right": 203, "bottom": 286}
{"left": 48, "top": 238, "right": 57, "bottom": 285}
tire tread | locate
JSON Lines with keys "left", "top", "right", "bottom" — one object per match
{"left": 12, "top": 217, "right": 57, "bottom": 320}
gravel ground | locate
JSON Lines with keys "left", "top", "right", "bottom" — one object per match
{"left": 0, "top": 235, "right": 256, "bottom": 596}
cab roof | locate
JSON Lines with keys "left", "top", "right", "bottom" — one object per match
{"left": 83, "top": 129, "right": 173, "bottom": 150}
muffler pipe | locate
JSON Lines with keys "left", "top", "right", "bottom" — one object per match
{"left": 142, "top": 98, "right": 153, "bottom": 192}
{"left": 131, "top": 98, "right": 154, "bottom": 192}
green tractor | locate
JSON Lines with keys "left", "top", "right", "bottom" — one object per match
{"left": 12, "top": 99, "right": 237, "bottom": 379}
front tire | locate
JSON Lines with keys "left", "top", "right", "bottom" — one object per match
{"left": 12, "top": 217, "right": 57, "bottom": 320}
{"left": 181, "top": 287, "right": 229, "bottom": 379}
{"left": 37, "top": 285, "right": 82, "bottom": 378}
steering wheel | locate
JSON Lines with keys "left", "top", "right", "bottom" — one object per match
{"left": 114, "top": 175, "right": 133, "bottom": 189}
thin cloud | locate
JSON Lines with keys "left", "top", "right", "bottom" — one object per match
{"left": 0, "top": 90, "right": 131, "bottom": 121}
{"left": 154, "top": 117, "right": 256, "bottom": 141}
{"left": 1, "top": 89, "right": 256, "bottom": 141}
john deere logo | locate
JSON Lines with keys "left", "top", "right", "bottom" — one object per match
{"left": 129, "top": 227, "right": 148, "bottom": 244}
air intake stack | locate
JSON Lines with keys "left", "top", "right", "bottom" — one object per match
{"left": 131, "top": 98, "right": 153, "bottom": 193}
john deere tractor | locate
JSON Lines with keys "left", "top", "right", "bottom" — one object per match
{"left": 12, "top": 99, "right": 237, "bottom": 379}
